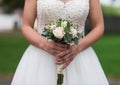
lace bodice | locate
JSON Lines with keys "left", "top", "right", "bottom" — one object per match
{"left": 36, "top": 0, "right": 89, "bottom": 34}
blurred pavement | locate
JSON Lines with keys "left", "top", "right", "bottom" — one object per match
{"left": 0, "top": 77, "right": 120, "bottom": 85}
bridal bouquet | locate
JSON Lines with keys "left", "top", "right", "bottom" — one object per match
{"left": 41, "top": 19, "right": 83, "bottom": 85}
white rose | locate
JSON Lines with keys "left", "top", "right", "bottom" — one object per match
{"left": 61, "top": 21, "right": 67, "bottom": 28}
{"left": 70, "top": 27, "right": 77, "bottom": 38}
{"left": 50, "top": 25, "right": 56, "bottom": 30}
{"left": 53, "top": 27, "right": 65, "bottom": 39}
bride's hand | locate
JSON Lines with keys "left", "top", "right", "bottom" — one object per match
{"left": 43, "top": 41, "right": 69, "bottom": 57}
{"left": 55, "top": 45, "right": 80, "bottom": 69}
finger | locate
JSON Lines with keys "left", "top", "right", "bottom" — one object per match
{"left": 60, "top": 52, "right": 73, "bottom": 61}
{"left": 55, "top": 56, "right": 73, "bottom": 65}
{"left": 55, "top": 48, "right": 74, "bottom": 64}
{"left": 55, "top": 43, "right": 69, "bottom": 48}
{"left": 53, "top": 45, "right": 67, "bottom": 52}
{"left": 56, "top": 49, "right": 71, "bottom": 58}
{"left": 51, "top": 49, "right": 60, "bottom": 56}
{"left": 55, "top": 56, "right": 66, "bottom": 64}
{"left": 54, "top": 50, "right": 61, "bottom": 54}
{"left": 61, "top": 58, "right": 73, "bottom": 70}
{"left": 56, "top": 49, "right": 72, "bottom": 60}
{"left": 56, "top": 54, "right": 74, "bottom": 65}
{"left": 50, "top": 41, "right": 66, "bottom": 51}
{"left": 64, "top": 54, "right": 74, "bottom": 63}
{"left": 56, "top": 49, "right": 74, "bottom": 62}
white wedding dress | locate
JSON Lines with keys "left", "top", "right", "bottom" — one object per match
{"left": 11, "top": 0, "right": 109, "bottom": 85}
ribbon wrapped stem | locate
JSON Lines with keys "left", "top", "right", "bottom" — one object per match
{"left": 57, "top": 74, "right": 64, "bottom": 85}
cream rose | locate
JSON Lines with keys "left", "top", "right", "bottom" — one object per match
{"left": 70, "top": 27, "right": 77, "bottom": 38}
{"left": 53, "top": 27, "right": 65, "bottom": 39}
{"left": 61, "top": 21, "right": 67, "bottom": 28}
{"left": 50, "top": 25, "right": 56, "bottom": 30}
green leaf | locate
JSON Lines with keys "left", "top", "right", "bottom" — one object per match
{"left": 47, "top": 32, "right": 53, "bottom": 39}
{"left": 41, "top": 28, "right": 50, "bottom": 37}
{"left": 69, "top": 21, "right": 73, "bottom": 26}
{"left": 57, "top": 18, "right": 62, "bottom": 27}
{"left": 64, "top": 34, "right": 72, "bottom": 43}
{"left": 77, "top": 33, "right": 83, "bottom": 39}
{"left": 73, "top": 38, "right": 79, "bottom": 44}
{"left": 64, "top": 27, "right": 70, "bottom": 33}
{"left": 67, "top": 21, "right": 71, "bottom": 29}
{"left": 64, "top": 22, "right": 71, "bottom": 33}
{"left": 64, "top": 38, "right": 69, "bottom": 43}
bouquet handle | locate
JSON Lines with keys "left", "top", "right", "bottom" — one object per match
{"left": 57, "top": 74, "right": 64, "bottom": 85}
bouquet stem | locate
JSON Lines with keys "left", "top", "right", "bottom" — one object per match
{"left": 57, "top": 74, "right": 64, "bottom": 85}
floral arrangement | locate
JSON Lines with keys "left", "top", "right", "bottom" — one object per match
{"left": 41, "top": 18, "right": 83, "bottom": 85}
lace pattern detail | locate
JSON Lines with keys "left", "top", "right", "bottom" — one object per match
{"left": 36, "top": 0, "right": 89, "bottom": 35}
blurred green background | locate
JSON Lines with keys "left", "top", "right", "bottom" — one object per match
{"left": 0, "top": 33, "right": 120, "bottom": 78}
{"left": 0, "top": 0, "right": 120, "bottom": 85}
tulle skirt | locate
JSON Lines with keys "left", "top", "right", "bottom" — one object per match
{"left": 11, "top": 45, "right": 109, "bottom": 85}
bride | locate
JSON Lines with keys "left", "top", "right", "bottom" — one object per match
{"left": 11, "top": 0, "right": 109, "bottom": 85}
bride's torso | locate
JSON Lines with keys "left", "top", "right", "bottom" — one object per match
{"left": 36, "top": 0, "right": 89, "bottom": 34}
